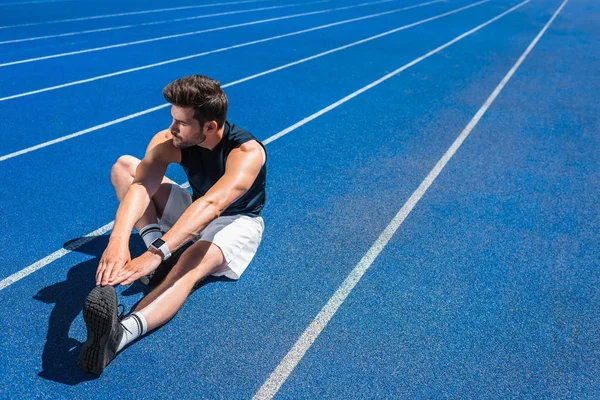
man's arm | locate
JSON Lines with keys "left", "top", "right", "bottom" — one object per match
{"left": 112, "top": 139, "right": 266, "bottom": 286}
{"left": 110, "top": 132, "right": 181, "bottom": 243}
{"left": 96, "top": 131, "right": 180, "bottom": 286}
{"left": 160, "top": 140, "right": 265, "bottom": 252}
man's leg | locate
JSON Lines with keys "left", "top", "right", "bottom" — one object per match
{"left": 80, "top": 240, "right": 225, "bottom": 375}
{"left": 81, "top": 212, "right": 263, "bottom": 375}
{"left": 117, "top": 241, "right": 225, "bottom": 347}
{"left": 110, "top": 155, "right": 174, "bottom": 241}
{"left": 80, "top": 156, "right": 181, "bottom": 376}
{"left": 80, "top": 156, "right": 205, "bottom": 375}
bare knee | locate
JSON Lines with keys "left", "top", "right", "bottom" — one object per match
{"left": 111, "top": 155, "right": 140, "bottom": 182}
{"left": 110, "top": 155, "right": 140, "bottom": 199}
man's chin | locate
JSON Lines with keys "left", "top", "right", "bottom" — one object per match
{"left": 173, "top": 136, "right": 205, "bottom": 149}
{"left": 173, "top": 140, "right": 191, "bottom": 149}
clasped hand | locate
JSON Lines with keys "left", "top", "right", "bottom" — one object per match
{"left": 112, "top": 251, "right": 162, "bottom": 286}
{"left": 96, "top": 241, "right": 162, "bottom": 286}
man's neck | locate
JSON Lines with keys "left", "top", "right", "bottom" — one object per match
{"left": 199, "top": 125, "right": 225, "bottom": 151}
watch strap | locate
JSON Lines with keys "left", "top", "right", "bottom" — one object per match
{"left": 150, "top": 238, "right": 171, "bottom": 260}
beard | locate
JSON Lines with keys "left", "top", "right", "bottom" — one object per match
{"left": 172, "top": 130, "right": 206, "bottom": 149}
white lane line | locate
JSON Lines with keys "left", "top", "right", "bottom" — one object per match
{"left": 0, "top": 0, "right": 440, "bottom": 68}
{"left": 0, "top": 222, "right": 114, "bottom": 291}
{"left": 0, "top": 0, "right": 274, "bottom": 29}
{"left": 0, "top": 0, "right": 344, "bottom": 45}
{"left": 0, "top": 0, "right": 519, "bottom": 294}
{"left": 253, "top": 0, "right": 568, "bottom": 397}
{"left": 0, "top": 1, "right": 441, "bottom": 101}
{"left": 0, "top": 1, "right": 465, "bottom": 154}
{"left": 0, "top": 0, "right": 73, "bottom": 5}
{"left": 0, "top": 178, "right": 189, "bottom": 291}
{"left": 0, "top": 104, "right": 169, "bottom": 161}
{"left": 0, "top": 0, "right": 496, "bottom": 290}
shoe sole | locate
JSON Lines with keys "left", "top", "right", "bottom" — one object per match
{"left": 79, "top": 286, "right": 120, "bottom": 376}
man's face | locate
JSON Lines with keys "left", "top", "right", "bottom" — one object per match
{"left": 169, "top": 105, "right": 205, "bottom": 148}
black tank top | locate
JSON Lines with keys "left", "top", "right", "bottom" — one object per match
{"left": 179, "top": 121, "right": 266, "bottom": 217}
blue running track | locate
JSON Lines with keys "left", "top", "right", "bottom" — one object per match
{"left": 0, "top": 0, "right": 598, "bottom": 397}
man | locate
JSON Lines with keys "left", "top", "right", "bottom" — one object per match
{"left": 79, "top": 75, "right": 267, "bottom": 376}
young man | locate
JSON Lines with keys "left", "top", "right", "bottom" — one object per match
{"left": 79, "top": 75, "right": 267, "bottom": 375}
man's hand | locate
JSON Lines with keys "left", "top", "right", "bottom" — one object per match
{"left": 96, "top": 240, "right": 131, "bottom": 286}
{"left": 110, "top": 251, "right": 163, "bottom": 286}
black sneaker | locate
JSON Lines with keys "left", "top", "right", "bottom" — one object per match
{"left": 139, "top": 244, "right": 190, "bottom": 286}
{"left": 79, "top": 285, "right": 124, "bottom": 376}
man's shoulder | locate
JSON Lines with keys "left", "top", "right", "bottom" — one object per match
{"left": 226, "top": 121, "right": 253, "bottom": 138}
{"left": 223, "top": 122, "right": 266, "bottom": 165}
{"left": 148, "top": 129, "right": 174, "bottom": 145}
{"left": 224, "top": 122, "right": 262, "bottom": 148}
{"left": 145, "top": 130, "right": 181, "bottom": 164}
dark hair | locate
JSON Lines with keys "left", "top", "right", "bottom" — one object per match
{"left": 162, "top": 75, "right": 228, "bottom": 128}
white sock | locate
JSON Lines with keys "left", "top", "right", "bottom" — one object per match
{"left": 139, "top": 223, "right": 162, "bottom": 248}
{"left": 117, "top": 311, "right": 148, "bottom": 352}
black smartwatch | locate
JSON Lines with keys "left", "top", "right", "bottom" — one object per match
{"left": 149, "top": 238, "right": 171, "bottom": 261}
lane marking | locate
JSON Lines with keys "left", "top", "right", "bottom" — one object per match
{"left": 0, "top": 0, "right": 440, "bottom": 68}
{"left": 0, "top": 0, "right": 494, "bottom": 290}
{"left": 0, "top": 0, "right": 483, "bottom": 163}
{"left": 0, "top": 104, "right": 169, "bottom": 161}
{"left": 0, "top": 0, "right": 73, "bottom": 5}
{"left": 0, "top": 222, "right": 114, "bottom": 291}
{"left": 0, "top": 179, "right": 190, "bottom": 291}
{"left": 253, "top": 0, "right": 568, "bottom": 397}
{"left": 0, "top": 0, "right": 275, "bottom": 29}
{"left": 0, "top": 0, "right": 350, "bottom": 45}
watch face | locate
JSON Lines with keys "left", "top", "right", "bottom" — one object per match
{"left": 152, "top": 238, "right": 166, "bottom": 248}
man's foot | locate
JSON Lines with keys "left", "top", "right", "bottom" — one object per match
{"left": 79, "top": 285, "right": 123, "bottom": 376}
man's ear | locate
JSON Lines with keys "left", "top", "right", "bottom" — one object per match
{"left": 205, "top": 121, "right": 218, "bottom": 134}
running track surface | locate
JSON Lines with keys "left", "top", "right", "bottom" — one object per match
{"left": 0, "top": 0, "right": 598, "bottom": 398}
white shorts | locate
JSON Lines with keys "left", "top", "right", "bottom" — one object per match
{"left": 158, "top": 184, "right": 264, "bottom": 280}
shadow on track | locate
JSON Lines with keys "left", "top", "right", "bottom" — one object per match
{"left": 33, "top": 234, "right": 145, "bottom": 384}
{"left": 34, "top": 233, "right": 233, "bottom": 384}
